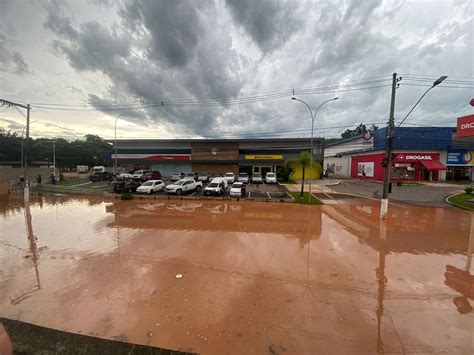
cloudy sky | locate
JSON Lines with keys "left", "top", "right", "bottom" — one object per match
{"left": 0, "top": 0, "right": 472, "bottom": 140}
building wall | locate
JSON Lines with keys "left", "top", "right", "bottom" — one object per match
{"left": 324, "top": 155, "right": 351, "bottom": 177}
{"left": 292, "top": 163, "right": 322, "bottom": 179}
{"left": 191, "top": 142, "right": 239, "bottom": 161}
{"left": 192, "top": 163, "right": 238, "bottom": 175}
{"left": 324, "top": 136, "right": 373, "bottom": 157}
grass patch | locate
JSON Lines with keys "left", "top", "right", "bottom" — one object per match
{"left": 289, "top": 191, "right": 323, "bottom": 205}
{"left": 120, "top": 193, "right": 133, "bottom": 200}
{"left": 447, "top": 193, "right": 474, "bottom": 211}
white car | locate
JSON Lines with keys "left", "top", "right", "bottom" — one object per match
{"left": 170, "top": 172, "right": 185, "bottom": 182}
{"left": 237, "top": 172, "right": 249, "bottom": 184}
{"left": 136, "top": 180, "right": 164, "bottom": 194}
{"left": 230, "top": 182, "right": 246, "bottom": 197}
{"left": 118, "top": 173, "right": 134, "bottom": 180}
{"left": 204, "top": 177, "right": 227, "bottom": 196}
{"left": 224, "top": 172, "right": 235, "bottom": 184}
{"left": 251, "top": 173, "right": 263, "bottom": 184}
{"left": 132, "top": 170, "right": 147, "bottom": 179}
{"left": 265, "top": 172, "right": 277, "bottom": 184}
{"left": 165, "top": 178, "right": 202, "bottom": 195}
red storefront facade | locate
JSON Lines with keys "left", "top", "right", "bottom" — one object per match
{"left": 351, "top": 152, "right": 447, "bottom": 181}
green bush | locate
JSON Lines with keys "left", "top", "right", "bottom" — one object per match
{"left": 465, "top": 186, "right": 473, "bottom": 194}
{"left": 120, "top": 192, "right": 133, "bottom": 200}
{"left": 277, "top": 160, "right": 295, "bottom": 182}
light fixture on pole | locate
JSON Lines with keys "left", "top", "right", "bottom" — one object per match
{"left": 380, "top": 74, "right": 447, "bottom": 219}
{"left": 292, "top": 96, "right": 339, "bottom": 203}
{"left": 114, "top": 114, "right": 123, "bottom": 176}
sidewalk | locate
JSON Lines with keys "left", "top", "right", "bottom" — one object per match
{"left": 282, "top": 179, "right": 339, "bottom": 193}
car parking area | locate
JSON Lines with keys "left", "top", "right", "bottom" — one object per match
{"left": 122, "top": 177, "right": 290, "bottom": 200}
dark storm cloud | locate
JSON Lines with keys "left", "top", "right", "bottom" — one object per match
{"left": 225, "top": 0, "right": 301, "bottom": 53}
{"left": 0, "top": 34, "right": 30, "bottom": 75}
{"left": 122, "top": 0, "right": 202, "bottom": 67}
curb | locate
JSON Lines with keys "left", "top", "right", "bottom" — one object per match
{"left": 445, "top": 193, "right": 474, "bottom": 211}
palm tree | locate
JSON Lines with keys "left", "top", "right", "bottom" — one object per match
{"left": 298, "top": 151, "right": 311, "bottom": 197}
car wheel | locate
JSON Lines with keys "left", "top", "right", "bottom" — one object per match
{"left": 176, "top": 189, "right": 182, "bottom": 195}
{"left": 196, "top": 185, "right": 202, "bottom": 192}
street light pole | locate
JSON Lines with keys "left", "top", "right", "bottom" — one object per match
{"left": 114, "top": 114, "right": 123, "bottom": 176}
{"left": 52, "top": 141, "right": 56, "bottom": 177}
{"left": 380, "top": 74, "right": 447, "bottom": 219}
{"left": 292, "top": 97, "right": 338, "bottom": 203}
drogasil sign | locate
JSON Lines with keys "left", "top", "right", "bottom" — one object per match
{"left": 457, "top": 114, "right": 474, "bottom": 137}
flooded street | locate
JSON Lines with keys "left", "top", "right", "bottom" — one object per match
{"left": 0, "top": 195, "right": 473, "bottom": 354}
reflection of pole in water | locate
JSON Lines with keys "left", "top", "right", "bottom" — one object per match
{"left": 376, "top": 218, "right": 387, "bottom": 354}
{"left": 466, "top": 213, "right": 473, "bottom": 272}
{"left": 11, "top": 199, "right": 41, "bottom": 304}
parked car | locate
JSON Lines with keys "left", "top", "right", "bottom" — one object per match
{"left": 132, "top": 170, "right": 150, "bottom": 180}
{"left": 238, "top": 172, "right": 249, "bottom": 184}
{"left": 112, "top": 179, "right": 141, "bottom": 193}
{"left": 89, "top": 171, "right": 114, "bottom": 182}
{"left": 185, "top": 172, "right": 198, "bottom": 181}
{"left": 165, "top": 178, "right": 202, "bottom": 195}
{"left": 143, "top": 171, "right": 162, "bottom": 181}
{"left": 265, "top": 172, "right": 277, "bottom": 184}
{"left": 117, "top": 173, "right": 134, "bottom": 180}
{"left": 136, "top": 180, "right": 165, "bottom": 194}
{"left": 197, "top": 172, "right": 210, "bottom": 182}
{"left": 251, "top": 173, "right": 263, "bottom": 184}
{"left": 171, "top": 172, "right": 185, "bottom": 182}
{"left": 204, "top": 178, "right": 227, "bottom": 196}
{"left": 224, "top": 172, "right": 235, "bottom": 184}
{"left": 230, "top": 182, "right": 246, "bottom": 197}
{"left": 210, "top": 172, "right": 221, "bottom": 180}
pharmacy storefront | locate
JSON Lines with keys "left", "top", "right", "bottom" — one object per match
{"left": 446, "top": 150, "right": 474, "bottom": 181}
{"left": 351, "top": 152, "right": 447, "bottom": 181}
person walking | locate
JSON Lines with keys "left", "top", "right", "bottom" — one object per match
{"left": 37, "top": 174, "right": 42, "bottom": 186}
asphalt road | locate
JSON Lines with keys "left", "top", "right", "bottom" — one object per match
{"left": 330, "top": 180, "right": 465, "bottom": 206}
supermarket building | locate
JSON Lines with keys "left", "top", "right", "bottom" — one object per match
{"left": 325, "top": 115, "right": 474, "bottom": 182}
{"left": 110, "top": 138, "right": 324, "bottom": 178}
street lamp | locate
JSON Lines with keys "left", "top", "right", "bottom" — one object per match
{"left": 397, "top": 76, "right": 448, "bottom": 127}
{"left": 292, "top": 96, "right": 339, "bottom": 203}
{"left": 114, "top": 114, "right": 123, "bottom": 176}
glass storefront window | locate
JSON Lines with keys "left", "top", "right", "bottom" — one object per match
{"left": 392, "top": 163, "right": 415, "bottom": 179}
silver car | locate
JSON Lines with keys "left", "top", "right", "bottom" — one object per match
{"left": 251, "top": 173, "right": 263, "bottom": 184}
{"left": 238, "top": 172, "right": 249, "bottom": 184}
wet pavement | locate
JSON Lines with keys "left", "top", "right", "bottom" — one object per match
{"left": 0, "top": 195, "right": 473, "bottom": 354}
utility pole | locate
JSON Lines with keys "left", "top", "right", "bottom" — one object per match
{"left": 380, "top": 73, "right": 397, "bottom": 219}
{"left": 0, "top": 99, "right": 31, "bottom": 201}
{"left": 52, "top": 141, "right": 56, "bottom": 177}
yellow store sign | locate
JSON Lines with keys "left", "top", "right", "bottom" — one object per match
{"left": 245, "top": 155, "right": 283, "bottom": 160}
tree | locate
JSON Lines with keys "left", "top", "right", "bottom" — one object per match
{"left": 277, "top": 160, "right": 294, "bottom": 182}
{"left": 341, "top": 123, "right": 378, "bottom": 139}
{"left": 298, "top": 151, "right": 311, "bottom": 197}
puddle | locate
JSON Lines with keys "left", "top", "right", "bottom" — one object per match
{"left": 0, "top": 195, "right": 472, "bottom": 354}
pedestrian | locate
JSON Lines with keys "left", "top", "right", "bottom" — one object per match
{"left": 59, "top": 172, "right": 64, "bottom": 182}
{"left": 37, "top": 174, "right": 42, "bottom": 186}
{"left": 50, "top": 173, "right": 56, "bottom": 185}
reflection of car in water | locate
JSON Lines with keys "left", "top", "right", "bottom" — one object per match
{"left": 166, "top": 202, "right": 203, "bottom": 213}
{"left": 204, "top": 203, "right": 228, "bottom": 214}
{"left": 112, "top": 179, "right": 141, "bottom": 193}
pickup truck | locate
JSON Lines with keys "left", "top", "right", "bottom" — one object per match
{"left": 165, "top": 178, "right": 203, "bottom": 195}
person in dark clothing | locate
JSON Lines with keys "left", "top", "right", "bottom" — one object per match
{"left": 37, "top": 174, "right": 42, "bottom": 185}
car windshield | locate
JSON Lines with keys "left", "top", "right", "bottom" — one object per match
{"left": 239, "top": 173, "right": 247, "bottom": 177}
{"left": 267, "top": 173, "right": 276, "bottom": 177}
{"left": 174, "top": 180, "right": 185, "bottom": 185}
{"left": 232, "top": 183, "right": 242, "bottom": 188}
{"left": 208, "top": 183, "right": 218, "bottom": 188}
{"left": 225, "top": 173, "right": 234, "bottom": 177}
{"left": 254, "top": 174, "right": 261, "bottom": 178}
{"left": 142, "top": 181, "right": 153, "bottom": 186}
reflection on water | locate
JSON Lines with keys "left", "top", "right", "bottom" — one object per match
{"left": 0, "top": 195, "right": 473, "bottom": 354}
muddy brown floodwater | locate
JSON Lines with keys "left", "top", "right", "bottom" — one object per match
{"left": 0, "top": 195, "right": 473, "bottom": 354}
